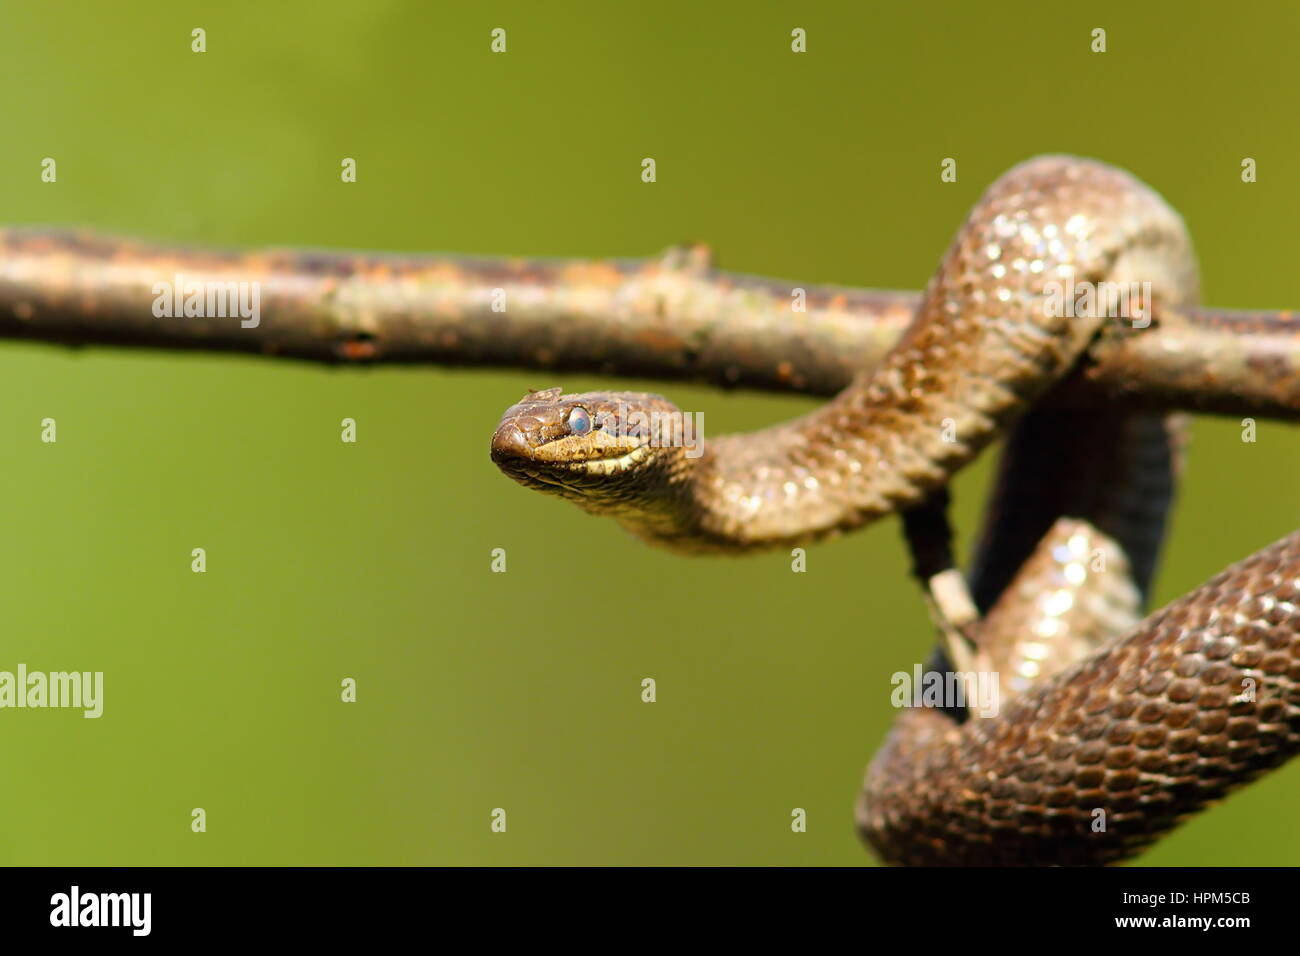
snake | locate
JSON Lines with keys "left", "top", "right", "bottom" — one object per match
{"left": 488, "top": 156, "right": 1300, "bottom": 865}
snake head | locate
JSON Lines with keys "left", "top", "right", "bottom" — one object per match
{"left": 490, "top": 387, "right": 692, "bottom": 515}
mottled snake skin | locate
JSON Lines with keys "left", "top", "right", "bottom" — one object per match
{"left": 489, "top": 156, "right": 1298, "bottom": 864}
{"left": 858, "top": 526, "right": 1300, "bottom": 866}
{"left": 853, "top": 159, "right": 1292, "bottom": 866}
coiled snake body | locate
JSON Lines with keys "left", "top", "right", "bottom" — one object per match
{"left": 490, "top": 157, "right": 1300, "bottom": 865}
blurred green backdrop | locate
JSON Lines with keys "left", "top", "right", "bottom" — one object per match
{"left": 0, "top": 0, "right": 1297, "bottom": 865}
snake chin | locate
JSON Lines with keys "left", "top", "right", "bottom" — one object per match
{"left": 499, "top": 443, "right": 653, "bottom": 495}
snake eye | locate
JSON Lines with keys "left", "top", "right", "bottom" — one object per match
{"left": 567, "top": 406, "right": 592, "bottom": 436}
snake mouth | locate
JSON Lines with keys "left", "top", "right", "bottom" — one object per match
{"left": 490, "top": 418, "right": 654, "bottom": 491}
{"left": 519, "top": 451, "right": 652, "bottom": 491}
{"left": 492, "top": 442, "right": 655, "bottom": 511}
{"left": 549, "top": 443, "right": 653, "bottom": 475}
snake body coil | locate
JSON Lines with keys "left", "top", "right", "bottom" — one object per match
{"left": 490, "top": 156, "right": 1299, "bottom": 865}
{"left": 859, "top": 526, "right": 1300, "bottom": 865}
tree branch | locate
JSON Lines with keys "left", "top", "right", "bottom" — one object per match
{"left": 1, "top": 228, "right": 1297, "bottom": 417}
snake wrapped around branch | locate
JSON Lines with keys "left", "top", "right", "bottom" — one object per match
{"left": 486, "top": 156, "right": 1300, "bottom": 866}
{"left": 1, "top": 156, "right": 1296, "bottom": 865}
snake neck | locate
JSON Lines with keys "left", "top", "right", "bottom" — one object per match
{"left": 619, "top": 158, "right": 1201, "bottom": 552}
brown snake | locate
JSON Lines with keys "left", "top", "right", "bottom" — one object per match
{"left": 489, "top": 156, "right": 1300, "bottom": 865}
{"left": 1, "top": 154, "right": 1291, "bottom": 865}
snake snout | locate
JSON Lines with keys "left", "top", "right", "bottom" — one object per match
{"left": 490, "top": 422, "right": 533, "bottom": 464}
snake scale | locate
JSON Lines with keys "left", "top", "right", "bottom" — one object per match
{"left": 489, "top": 156, "right": 1300, "bottom": 865}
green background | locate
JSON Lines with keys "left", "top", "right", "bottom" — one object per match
{"left": 0, "top": 0, "right": 1297, "bottom": 865}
